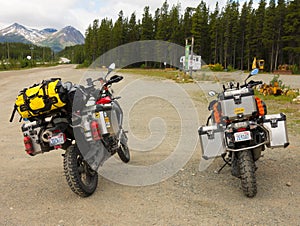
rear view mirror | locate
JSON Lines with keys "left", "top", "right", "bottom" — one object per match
{"left": 250, "top": 68, "right": 259, "bottom": 76}
{"left": 245, "top": 68, "right": 259, "bottom": 83}
{"left": 208, "top": 90, "right": 216, "bottom": 97}
{"left": 107, "top": 75, "right": 123, "bottom": 85}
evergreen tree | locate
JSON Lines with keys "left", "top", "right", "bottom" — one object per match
{"left": 183, "top": 7, "right": 194, "bottom": 42}
{"left": 0, "top": 42, "right": 53, "bottom": 68}
{"left": 141, "top": 6, "right": 154, "bottom": 40}
{"left": 230, "top": 1, "right": 240, "bottom": 69}
{"left": 84, "top": 25, "right": 92, "bottom": 63}
{"left": 169, "top": 4, "right": 183, "bottom": 44}
{"left": 98, "top": 18, "right": 113, "bottom": 55}
{"left": 222, "top": 1, "right": 240, "bottom": 69}
{"left": 58, "top": 45, "right": 85, "bottom": 64}
{"left": 191, "top": 1, "right": 210, "bottom": 61}
{"left": 112, "top": 11, "right": 126, "bottom": 47}
{"left": 274, "top": 0, "right": 287, "bottom": 69}
{"left": 80, "top": 0, "right": 299, "bottom": 71}
{"left": 239, "top": 2, "right": 249, "bottom": 70}
{"left": 209, "top": 3, "right": 220, "bottom": 64}
{"left": 153, "top": 8, "right": 160, "bottom": 38}
{"left": 156, "top": 1, "right": 171, "bottom": 41}
{"left": 283, "top": 0, "right": 300, "bottom": 66}
{"left": 128, "top": 13, "right": 140, "bottom": 42}
{"left": 254, "top": 0, "right": 267, "bottom": 61}
{"left": 263, "top": 0, "right": 277, "bottom": 71}
{"left": 245, "top": 0, "right": 256, "bottom": 70}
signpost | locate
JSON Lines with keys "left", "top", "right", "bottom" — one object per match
{"left": 185, "top": 36, "right": 194, "bottom": 77}
{"left": 184, "top": 44, "right": 190, "bottom": 71}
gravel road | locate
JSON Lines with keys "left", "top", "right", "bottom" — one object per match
{"left": 0, "top": 65, "right": 299, "bottom": 225}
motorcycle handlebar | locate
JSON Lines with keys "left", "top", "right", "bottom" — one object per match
{"left": 87, "top": 75, "right": 123, "bottom": 87}
{"left": 240, "top": 80, "right": 263, "bottom": 88}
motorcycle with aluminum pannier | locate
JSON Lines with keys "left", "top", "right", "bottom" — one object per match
{"left": 198, "top": 69, "right": 289, "bottom": 197}
{"left": 10, "top": 63, "right": 130, "bottom": 197}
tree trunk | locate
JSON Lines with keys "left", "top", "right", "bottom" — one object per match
{"left": 224, "top": 48, "right": 227, "bottom": 69}
{"left": 233, "top": 43, "right": 236, "bottom": 69}
{"left": 240, "top": 32, "right": 244, "bottom": 70}
{"left": 214, "top": 31, "right": 218, "bottom": 64}
{"left": 270, "top": 43, "right": 274, "bottom": 72}
{"left": 247, "top": 53, "right": 250, "bottom": 71}
{"left": 274, "top": 27, "right": 281, "bottom": 71}
{"left": 274, "top": 40, "right": 279, "bottom": 71}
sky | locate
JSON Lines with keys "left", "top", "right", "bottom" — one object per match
{"left": 0, "top": 0, "right": 253, "bottom": 36}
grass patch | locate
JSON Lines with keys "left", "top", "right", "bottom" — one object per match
{"left": 0, "top": 62, "right": 59, "bottom": 71}
{"left": 255, "top": 90, "right": 297, "bottom": 103}
{"left": 279, "top": 108, "right": 298, "bottom": 113}
{"left": 119, "top": 68, "right": 194, "bottom": 83}
{"left": 255, "top": 90, "right": 300, "bottom": 135}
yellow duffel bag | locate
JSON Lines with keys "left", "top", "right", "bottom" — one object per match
{"left": 10, "top": 78, "right": 67, "bottom": 121}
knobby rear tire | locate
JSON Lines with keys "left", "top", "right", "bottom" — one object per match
{"left": 237, "top": 150, "right": 257, "bottom": 198}
{"left": 63, "top": 144, "right": 98, "bottom": 197}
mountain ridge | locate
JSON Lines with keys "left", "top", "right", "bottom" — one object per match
{"left": 0, "top": 23, "right": 85, "bottom": 52}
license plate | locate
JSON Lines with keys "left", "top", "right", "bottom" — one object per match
{"left": 49, "top": 133, "right": 65, "bottom": 147}
{"left": 234, "top": 131, "right": 251, "bottom": 142}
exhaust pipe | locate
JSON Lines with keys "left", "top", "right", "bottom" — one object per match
{"left": 41, "top": 130, "right": 53, "bottom": 143}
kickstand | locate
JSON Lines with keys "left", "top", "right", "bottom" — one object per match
{"left": 214, "top": 154, "right": 231, "bottom": 174}
{"left": 214, "top": 161, "right": 229, "bottom": 174}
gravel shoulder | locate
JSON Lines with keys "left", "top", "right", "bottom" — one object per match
{"left": 0, "top": 65, "right": 299, "bottom": 225}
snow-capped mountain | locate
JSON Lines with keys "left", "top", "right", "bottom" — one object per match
{"left": 0, "top": 23, "right": 84, "bottom": 52}
{"left": 39, "top": 28, "right": 58, "bottom": 36}
{"left": 0, "top": 23, "right": 47, "bottom": 43}
{"left": 39, "top": 26, "right": 85, "bottom": 52}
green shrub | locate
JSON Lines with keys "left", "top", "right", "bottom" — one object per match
{"left": 76, "top": 60, "right": 90, "bottom": 69}
{"left": 20, "top": 59, "right": 29, "bottom": 68}
{"left": 291, "top": 64, "right": 299, "bottom": 74}
{"left": 0, "top": 61, "right": 5, "bottom": 70}
{"left": 212, "top": 63, "right": 224, "bottom": 71}
{"left": 208, "top": 63, "right": 224, "bottom": 71}
{"left": 227, "top": 65, "right": 234, "bottom": 72}
{"left": 270, "top": 74, "right": 287, "bottom": 89}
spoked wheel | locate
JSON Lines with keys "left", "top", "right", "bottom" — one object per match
{"left": 237, "top": 150, "right": 257, "bottom": 198}
{"left": 117, "top": 143, "right": 130, "bottom": 163}
{"left": 63, "top": 144, "right": 98, "bottom": 197}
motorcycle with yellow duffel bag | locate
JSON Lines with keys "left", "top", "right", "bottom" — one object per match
{"left": 10, "top": 63, "right": 130, "bottom": 197}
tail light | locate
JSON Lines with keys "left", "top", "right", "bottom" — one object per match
{"left": 90, "top": 120, "right": 101, "bottom": 141}
{"left": 237, "top": 127, "right": 247, "bottom": 132}
{"left": 24, "top": 136, "right": 34, "bottom": 155}
{"left": 96, "top": 96, "right": 111, "bottom": 105}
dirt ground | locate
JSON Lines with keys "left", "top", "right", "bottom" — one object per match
{"left": 0, "top": 65, "right": 299, "bottom": 225}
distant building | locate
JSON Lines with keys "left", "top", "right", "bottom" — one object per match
{"left": 59, "top": 57, "right": 71, "bottom": 64}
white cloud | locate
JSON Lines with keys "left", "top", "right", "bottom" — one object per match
{"left": 0, "top": 0, "right": 234, "bottom": 35}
